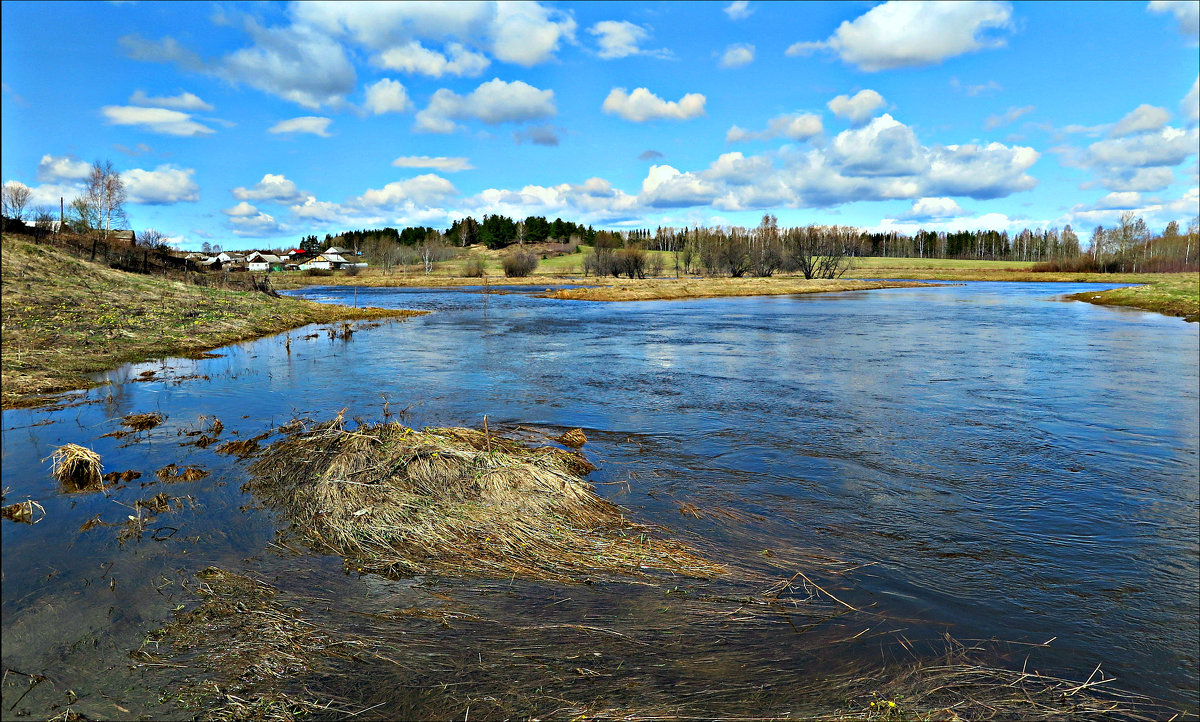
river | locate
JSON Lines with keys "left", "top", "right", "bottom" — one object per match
{"left": 2, "top": 281, "right": 1197, "bottom": 718}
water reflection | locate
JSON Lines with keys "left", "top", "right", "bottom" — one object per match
{"left": 2, "top": 281, "right": 1197, "bottom": 716}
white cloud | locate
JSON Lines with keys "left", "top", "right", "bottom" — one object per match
{"left": 101, "top": 105, "right": 215, "bottom": 136}
{"left": 1084, "top": 126, "right": 1198, "bottom": 168}
{"left": 639, "top": 164, "right": 720, "bottom": 207}
{"left": 392, "top": 156, "right": 473, "bottom": 172}
{"left": 726, "top": 113, "right": 823, "bottom": 143}
{"left": 232, "top": 174, "right": 307, "bottom": 203}
{"left": 36, "top": 155, "right": 90, "bottom": 182}
{"left": 414, "top": 78, "right": 555, "bottom": 133}
{"left": 719, "top": 43, "right": 755, "bottom": 68}
{"left": 1148, "top": 0, "right": 1200, "bottom": 37}
{"left": 924, "top": 142, "right": 1039, "bottom": 199}
{"left": 119, "top": 34, "right": 204, "bottom": 70}
{"left": 228, "top": 210, "right": 282, "bottom": 237}
{"left": 832, "top": 114, "right": 928, "bottom": 177}
{"left": 374, "top": 41, "right": 489, "bottom": 78}
{"left": 129, "top": 89, "right": 214, "bottom": 111}
{"left": 123, "top": 164, "right": 200, "bottom": 204}
{"left": 356, "top": 174, "right": 458, "bottom": 208}
{"left": 490, "top": 1, "right": 577, "bottom": 66}
{"left": 589, "top": 21, "right": 661, "bottom": 60}
{"left": 268, "top": 116, "right": 333, "bottom": 136}
{"left": 984, "top": 105, "right": 1035, "bottom": 130}
{"left": 901, "top": 197, "right": 965, "bottom": 219}
{"left": 1182, "top": 76, "right": 1198, "bottom": 126}
{"left": 787, "top": 1, "right": 1013, "bottom": 72}
{"left": 221, "top": 20, "right": 357, "bottom": 109}
{"left": 222, "top": 201, "right": 260, "bottom": 217}
{"left": 1088, "top": 191, "right": 1144, "bottom": 210}
{"left": 602, "top": 87, "right": 706, "bottom": 122}
{"left": 827, "top": 89, "right": 886, "bottom": 125}
{"left": 1109, "top": 104, "right": 1170, "bottom": 137}
{"left": 724, "top": 1, "right": 753, "bottom": 20}
{"left": 1095, "top": 167, "right": 1175, "bottom": 192}
{"left": 363, "top": 78, "right": 412, "bottom": 115}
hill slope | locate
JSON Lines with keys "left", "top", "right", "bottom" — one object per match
{"left": 1, "top": 235, "right": 420, "bottom": 408}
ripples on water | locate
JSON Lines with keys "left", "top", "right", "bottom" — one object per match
{"left": 2, "top": 281, "right": 1197, "bottom": 717}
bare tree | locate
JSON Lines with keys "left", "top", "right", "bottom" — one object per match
{"left": 2, "top": 181, "right": 32, "bottom": 226}
{"left": 784, "top": 225, "right": 853, "bottom": 279}
{"left": 84, "top": 160, "right": 127, "bottom": 241}
{"left": 33, "top": 205, "right": 55, "bottom": 240}
{"left": 138, "top": 228, "right": 168, "bottom": 249}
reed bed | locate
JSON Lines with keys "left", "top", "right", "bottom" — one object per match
{"left": 246, "top": 417, "right": 725, "bottom": 582}
{"left": 45, "top": 443, "right": 103, "bottom": 491}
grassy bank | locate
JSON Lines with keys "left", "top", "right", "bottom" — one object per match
{"left": 1, "top": 236, "right": 423, "bottom": 409}
{"left": 1066, "top": 276, "right": 1200, "bottom": 322}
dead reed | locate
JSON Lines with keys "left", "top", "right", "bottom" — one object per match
{"left": 120, "top": 412, "right": 164, "bottom": 432}
{"left": 45, "top": 443, "right": 103, "bottom": 491}
{"left": 247, "top": 417, "right": 725, "bottom": 582}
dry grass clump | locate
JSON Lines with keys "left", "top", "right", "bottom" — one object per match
{"left": 121, "top": 412, "right": 164, "bottom": 431}
{"left": 1, "top": 499, "right": 45, "bottom": 524}
{"left": 45, "top": 443, "right": 103, "bottom": 491}
{"left": 216, "top": 432, "right": 269, "bottom": 458}
{"left": 555, "top": 427, "right": 587, "bottom": 448}
{"left": 102, "top": 470, "right": 142, "bottom": 483}
{"left": 247, "top": 417, "right": 724, "bottom": 582}
{"left": 155, "top": 464, "right": 208, "bottom": 483}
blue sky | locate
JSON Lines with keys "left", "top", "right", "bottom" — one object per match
{"left": 2, "top": 0, "right": 1198, "bottom": 251}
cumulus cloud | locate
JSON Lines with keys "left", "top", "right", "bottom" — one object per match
{"left": 1084, "top": 126, "right": 1198, "bottom": 168}
{"left": 639, "top": 164, "right": 720, "bottom": 207}
{"left": 129, "top": 89, "right": 214, "bottom": 111}
{"left": 831, "top": 114, "right": 928, "bottom": 177}
{"left": 513, "top": 124, "right": 560, "bottom": 146}
{"left": 374, "top": 41, "right": 489, "bottom": 78}
{"left": 719, "top": 43, "right": 755, "bottom": 68}
{"left": 923, "top": 142, "right": 1039, "bottom": 199}
{"left": 101, "top": 106, "right": 215, "bottom": 136}
{"left": 901, "top": 197, "right": 965, "bottom": 220}
{"left": 222, "top": 20, "right": 357, "bottom": 109}
{"left": 724, "top": 1, "right": 753, "bottom": 20}
{"left": 233, "top": 174, "right": 308, "bottom": 203}
{"left": 1109, "top": 104, "right": 1170, "bottom": 137}
{"left": 124, "top": 164, "right": 201, "bottom": 204}
{"left": 363, "top": 78, "right": 412, "bottom": 115}
{"left": 356, "top": 174, "right": 458, "bottom": 208}
{"left": 228, "top": 211, "right": 282, "bottom": 237}
{"left": 589, "top": 21, "right": 668, "bottom": 59}
{"left": 1148, "top": 0, "right": 1200, "bottom": 37}
{"left": 726, "top": 113, "right": 823, "bottom": 143}
{"left": 392, "top": 156, "right": 473, "bottom": 172}
{"left": 787, "top": 1, "right": 1013, "bottom": 72}
{"left": 1094, "top": 167, "right": 1175, "bottom": 192}
{"left": 827, "top": 89, "right": 886, "bottom": 125}
{"left": 36, "top": 155, "right": 91, "bottom": 182}
{"left": 222, "top": 201, "right": 260, "bottom": 217}
{"left": 415, "top": 78, "right": 555, "bottom": 133}
{"left": 489, "top": 1, "right": 578, "bottom": 66}
{"left": 984, "top": 105, "right": 1035, "bottom": 130}
{"left": 602, "top": 87, "right": 706, "bottom": 122}
{"left": 268, "top": 116, "right": 333, "bottom": 136}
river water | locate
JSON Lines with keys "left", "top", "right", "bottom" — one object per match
{"left": 2, "top": 281, "right": 1197, "bottom": 718}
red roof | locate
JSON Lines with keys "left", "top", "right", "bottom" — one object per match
{"left": 289, "top": 249, "right": 307, "bottom": 254}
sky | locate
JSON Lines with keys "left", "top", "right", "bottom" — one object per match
{"left": 2, "top": 0, "right": 1198, "bottom": 251}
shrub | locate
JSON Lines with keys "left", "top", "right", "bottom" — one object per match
{"left": 305, "top": 268, "right": 333, "bottom": 277}
{"left": 462, "top": 256, "right": 486, "bottom": 278}
{"left": 502, "top": 248, "right": 539, "bottom": 277}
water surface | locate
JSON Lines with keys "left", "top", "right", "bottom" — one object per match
{"left": 2, "top": 281, "right": 1197, "bottom": 717}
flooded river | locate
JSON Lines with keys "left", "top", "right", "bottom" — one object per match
{"left": 2, "top": 281, "right": 1197, "bottom": 718}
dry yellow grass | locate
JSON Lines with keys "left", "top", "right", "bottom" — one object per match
{"left": 540, "top": 277, "right": 938, "bottom": 302}
{"left": 1, "top": 236, "right": 425, "bottom": 409}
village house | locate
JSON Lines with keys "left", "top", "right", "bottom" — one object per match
{"left": 245, "top": 251, "right": 284, "bottom": 272}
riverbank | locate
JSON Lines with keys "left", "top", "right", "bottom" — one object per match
{"left": 1066, "top": 276, "right": 1200, "bottom": 323}
{"left": 0, "top": 236, "right": 424, "bottom": 409}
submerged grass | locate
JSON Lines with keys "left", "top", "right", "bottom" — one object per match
{"left": 1, "top": 235, "right": 425, "bottom": 409}
{"left": 247, "top": 416, "right": 724, "bottom": 582}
